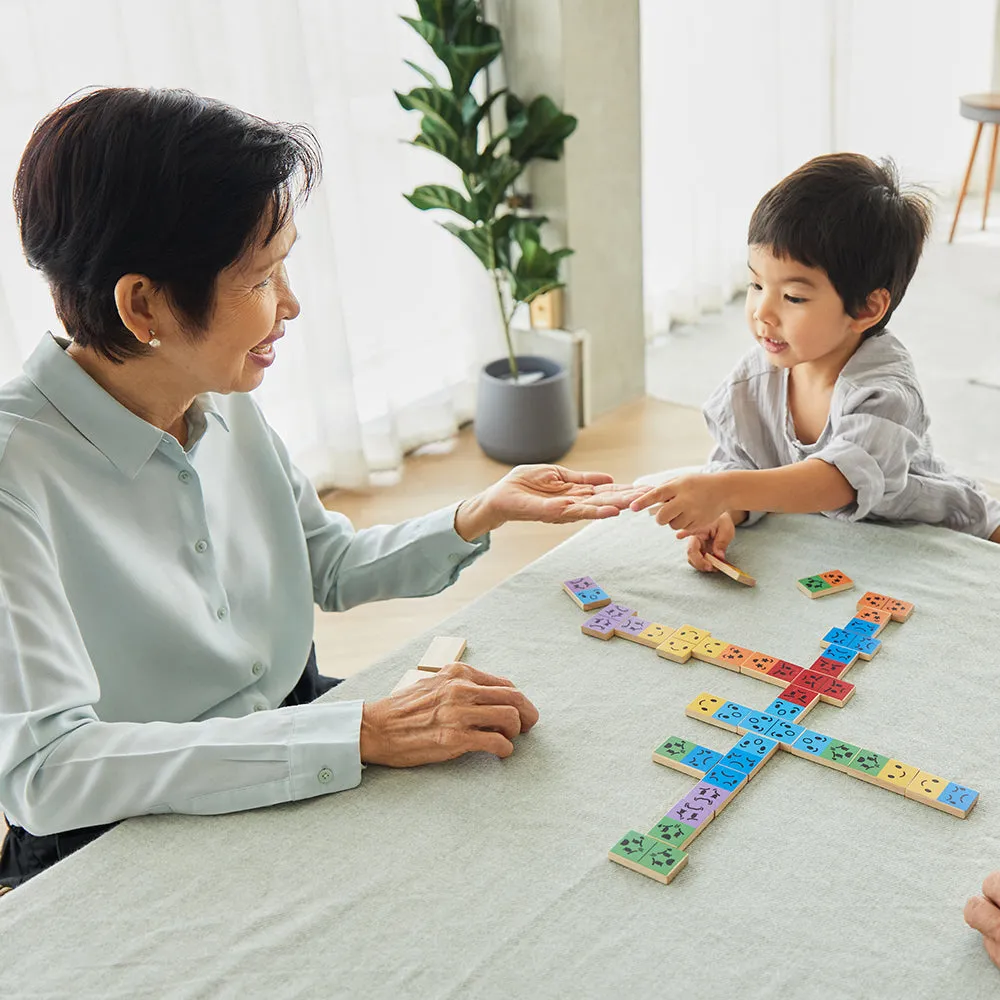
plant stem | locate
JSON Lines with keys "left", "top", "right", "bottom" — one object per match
{"left": 491, "top": 269, "right": 519, "bottom": 380}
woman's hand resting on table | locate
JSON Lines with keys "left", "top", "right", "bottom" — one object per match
{"left": 453, "top": 464, "right": 644, "bottom": 541}
{"left": 359, "top": 663, "right": 539, "bottom": 765}
{"left": 965, "top": 871, "right": 1000, "bottom": 970}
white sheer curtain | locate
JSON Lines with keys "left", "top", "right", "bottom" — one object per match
{"left": 641, "top": 0, "right": 997, "bottom": 338}
{"left": 0, "top": 0, "right": 502, "bottom": 488}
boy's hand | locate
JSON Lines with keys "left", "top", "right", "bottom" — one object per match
{"left": 677, "top": 513, "right": 736, "bottom": 572}
{"left": 631, "top": 473, "right": 730, "bottom": 534}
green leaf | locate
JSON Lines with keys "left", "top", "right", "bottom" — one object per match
{"left": 507, "top": 95, "right": 578, "bottom": 163}
{"left": 461, "top": 88, "right": 506, "bottom": 129}
{"left": 401, "top": 16, "right": 500, "bottom": 95}
{"left": 402, "top": 59, "right": 441, "bottom": 89}
{"left": 410, "top": 116, "right": 479, "bottom": 173}
{"left": 404, "top": 184, "right": 479, "bottom": 222}
{"left": 395, "top": 86, "right": 464, "bottom": 135}
{"left": 440, "top": 221, "right": 496, "bottom": 270}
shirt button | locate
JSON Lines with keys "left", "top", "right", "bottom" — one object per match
{"left": 216, "top": 607, "right": 228, "bottom": 620}
{"left": 317, "top": 767, "right": 333, "bottom": 784}
{"left": 253, "top": 703, "right": 268, "bottom": 712}
{"left": 252, "top": 661, "right": 264, "bottom": 676}
{"left": 194, "top": 539, "right": 209, "bottom": 554}
{"left": 178, "top": 470, "right": 192, "bottom": 483}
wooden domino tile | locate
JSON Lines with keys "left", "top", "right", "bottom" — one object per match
{"left": 873, "top": 759, "right": 920, "bottom": 794}
{"left": 685, "top": 692, "right": 725, "bottom": 721}
{"left": 417, "top": 636, "right": 467, "bottom": 671}
{"left": 673, "top": 625, "right": 712, "bottom": 645}
{"left": 608, "top": 830, "right": 689, "bottom": 884}
{"left": 797, "top": 569, "right": 854, "bottom": 598}
{"left": 704, "top": 552, "right": 757, "bottom": 586}
{"left": 717, "top": 643, "right": 753, "bottom": 672}
{"left": 853, "top": 607, "right": 892, "bottom": 633}
{"left": 816, "top": 739, "right": 861, "bottom": 773}
{"left": 846, "top": 749, "right": 891, "bottom": 786}
{"left": 740, "top": 652, "right": 778, "bottom": 680}
{"left": 390, "top": 668, "right": 433, "bottom": 694}
{"left": 691, "top": 637, "right": 731, "bottom": 666}
{"left": 701, "top": 763, "right": 748, "bottom": 797}
{"left": 844, "top": 616, "right": 884, "bottom": 639}
{"left": 763, "top": 659, "right": 805, "bottom": 687}
{"left": 738, "top": 710, "right": 779, "bottom": 736}
{"left": 614, "top": 616, "right": 653, "bottom": 641}
{"left": 652, "top": 737, "right": 720, "bottom": 777}
{"left": 710, "top": 700, "right": 750, "bottom": 733}
{"left": 633, "top": 623, "right": 675, "bottom": 648}
{"left": 792, "top": 669, "right": 857, "bottom": 706}
{"left": 883, "top": 597, "right": 915, "bottom": 622}
{"left": 857, "top": 591, "right": 890, "bottom": 611}
{"left": 562, "top": 577, "right": 612, "bottom": 611}
{"left": 580, "top": 611, "right": 619, "bottom": 639}
{"left": 657, "top": 636, "right": 696, "bottom": 663}
{"left": 809, "top": 655, "right": 852, "bottom": 680}
{"left": 930, "top": 781, "right": 979, "bottom": 819}
{"left": 648, "top": 816, "right": 705, "bottom": 850}
{"left": 904, "top": 770, "right": 950, "bottom": 808}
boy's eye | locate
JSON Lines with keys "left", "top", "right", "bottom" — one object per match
{"left": 784, "top": 294, "right": 807, "bottom": 304}
{"left": 747, "top": 281, "right": 762, "bottom": 291}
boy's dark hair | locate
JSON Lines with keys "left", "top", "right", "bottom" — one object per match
{"left": 748, "top": 153, "right": 932, "bottom": 335}
{"left": 14, "top": 88, "right": 321, "bottom": 363}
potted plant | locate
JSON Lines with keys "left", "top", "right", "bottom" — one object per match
{"left": 398, "top": 0, "right": 580, "bottom": 464}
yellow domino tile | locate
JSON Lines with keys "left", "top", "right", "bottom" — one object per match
{"left": 685, "top": 692, "right": 724, "bottom": 719}
{"left": 657, "top": 637, "right": 695, "bottom": 663}
{"left": 633, "top": 623, "right": 675, "bottom": 648}
{"left": 691, "top": 638, "right": 729, "bottom": 665}
{"left": 874, "top": 759, "right": 920, "bottom": 794}
{"left": 904, "top": 770, "right": 949, "bottom": 806}
{"left": 673, "top": 624, "right": 711, "bottom": 645}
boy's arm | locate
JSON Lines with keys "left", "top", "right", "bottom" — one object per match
{"left": 633, "top": 459, "right": 854, "bottom": 533}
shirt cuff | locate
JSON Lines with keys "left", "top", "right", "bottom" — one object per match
{"left": 420, "top": 502, "right": 492, "bottom": 578}
{"left": 287, "top": 699, "right": 364, "bottom": 800}
{"left": 810, "top": 441, "right": 884, "bottom": 520}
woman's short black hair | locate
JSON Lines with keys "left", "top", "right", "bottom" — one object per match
{"left": 14, "top": 87, "right": 322, "bottom": 362}
{"left": 748, "top": 153, "right": 932, "bottom": 336}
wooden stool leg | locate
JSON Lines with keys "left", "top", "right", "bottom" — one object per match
{"left": 950, "top": 121, "right": 983, "bottom": 243}
{"left": 983, "top": 124, "right": 999, "bottom": 230}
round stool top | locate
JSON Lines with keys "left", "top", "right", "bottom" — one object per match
{"left": 960, "top": 93, "right": 1000, "bottom": 124}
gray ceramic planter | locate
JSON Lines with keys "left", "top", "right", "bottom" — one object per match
{"left": 475, "top": 355, "right": 577, "bottom": 465}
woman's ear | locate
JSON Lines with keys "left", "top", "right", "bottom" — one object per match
{"left": 850, "top": 288, "right": 891, "bottom": 335}
{"left": 113, "top": 274, "right": 160, "bottom": 347}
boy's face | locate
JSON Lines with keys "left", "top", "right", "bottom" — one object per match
{"left": 745, "top": 245, "right": 879, "bottom": 371}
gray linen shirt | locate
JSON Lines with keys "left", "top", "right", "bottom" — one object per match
{"left": 702, "top": 331, "right": 1000, "bottom": 538}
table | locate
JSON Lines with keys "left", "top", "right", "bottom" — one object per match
{"left": 0, "top": 512, "right": 997, "bottom": 999}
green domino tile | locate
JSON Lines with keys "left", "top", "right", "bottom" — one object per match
{"left": 798, "top": 575, "right": 832, "bottom": 593}
{"left": 847, "top": 749, "right": 891, "bottom": 784}
{"left": 610, "top": 830, "right": 659, "bottom": 861}
{"left": 649, "top": 817, "right": 697, "bottom": 848}
{"left": 653, "top": 736, "right": 696, "bottom": 762}
{"left": 819, "top": 740, "right": 861, "bottom": 771}
{"left": 609, "top": 829, "right": 689, "bottom": 883}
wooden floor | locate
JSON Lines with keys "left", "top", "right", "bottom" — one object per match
{"left": 313, "top": 396, "right": 712, "bottom": 677}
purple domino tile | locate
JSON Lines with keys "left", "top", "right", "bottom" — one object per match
{"left": 615, "top": 616, "right": 651, "bottom": 636}
{"left": 564, "top": 576, "right": 597, "bottom": 592}
{"left": 602, "top": 603, "right": 634, "bottom": 621}
{"left": 665, "top": 783, "right": 731, "bottom": 827}
{"left": 580, "top": 612, "right": 617, "bottom": 637}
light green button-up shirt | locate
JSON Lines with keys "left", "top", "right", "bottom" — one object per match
{"left": 0, "top": 335, "right": 489, "bottom": 834}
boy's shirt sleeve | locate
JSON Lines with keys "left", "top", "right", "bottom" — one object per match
{"left": 810, "top": 381, "right": 924, "bottom": 520}
{"left": 702, "top": 374, "right": 769, "bottom": 526}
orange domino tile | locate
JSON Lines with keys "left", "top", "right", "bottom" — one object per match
{"left": 716, "top": 643, "right": 753, "bottom": 673}
{"left": 857, "top": 591, "right": 890, "bottom": 611}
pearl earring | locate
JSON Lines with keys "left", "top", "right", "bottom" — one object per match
{"left": 148, "top": 330, "right": 161, "bottom": 349}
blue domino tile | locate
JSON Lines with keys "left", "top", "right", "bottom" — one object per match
{"left": 712, "top": 701, "right": 750, "bottom": 729}
{"left": 937, "top": 782, "right": 979, "bottom": 811}
{"left": 574, "top": 587, "right": 610, "bottom": 605}
{"left": 790, "top": 730, "right": 833, "bottom": 758}
{"left": 822, "top": 627, "right": 855, "bottom": 648}
{"left": 844, "top": 634, "right": 882, "bottom": 657}
{"left": 741, "top": 710, "right": 779, "bottom": 735}
{"left": 764, "top": 697, "right": 806, "bottom": 722}
{"left": 701, "top": 763, "right": 748, "bottom": 793}
{"left": 720, "top": 747, "right": 763, "bottom": 776}
{"left": 680, "top": 746, "right": 723, "bottom": 774}
{"left": 735, "top": 734, "right": 779, "bottom": 760}
{"left": 765, "top": 718, "right": 805, "bottom": 748}
{"left": 844, "top": 617, "right": 880, "bottom": 638}
{"left": 821, "top": 644, "right": 858, "bottom": 667}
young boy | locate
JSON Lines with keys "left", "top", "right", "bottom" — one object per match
{"left": 631, "top": 153, "right": 1000, "bottom": 568}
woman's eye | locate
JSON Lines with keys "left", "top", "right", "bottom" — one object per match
{"left": 256, "top": 275, "right": 273, "bottom": 289}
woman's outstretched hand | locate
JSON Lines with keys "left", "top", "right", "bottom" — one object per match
{"left": 455, "top": 464, "right": 644, "bottom": 540}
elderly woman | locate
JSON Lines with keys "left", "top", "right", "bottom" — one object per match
{"left": 0, "top": 88, "right": 637, "bottom": 890}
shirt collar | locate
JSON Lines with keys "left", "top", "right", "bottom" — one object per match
{"left": 24, "top": 333, "right": 229, "bottom": 479}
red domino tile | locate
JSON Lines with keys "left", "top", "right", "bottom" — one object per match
{"left": 819, "top": 677, "right": 855, "bottom": 706}
{"left": 767, "top": 660, "right": 804, "bottom": 685}
{"left": 777, "top": 684, "right": 820, "bottom": 708}
{"left": 718, "top": 643, "right": 753, "bottom": 666}
{"left": 857, "top": 591, "right": 890, "bottom": 611}
{"left": 794, "top": 669, "right": 835, "bottom": 694}
{"left": 810, "top": 655, "right": 850, "bottom": 679}
{"left": 820, "top": 569, "right": 852, "bottom": 587}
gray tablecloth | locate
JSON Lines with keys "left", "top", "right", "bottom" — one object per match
{"left": 1, "top": 513, "right": 997, "bottom": 999}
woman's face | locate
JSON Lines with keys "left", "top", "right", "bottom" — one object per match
{"left": 168, "top": 218, "right": 300, "bottom": 395}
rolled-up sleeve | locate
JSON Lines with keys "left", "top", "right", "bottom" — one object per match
{"left": 810, "top": 384, "right": 924, "bottom": 520}
{"left": 702, "top": 381, "right": 768, "bottom": 527}
{"left": 0, "top": 489, "right": 364, "bottom": 835}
